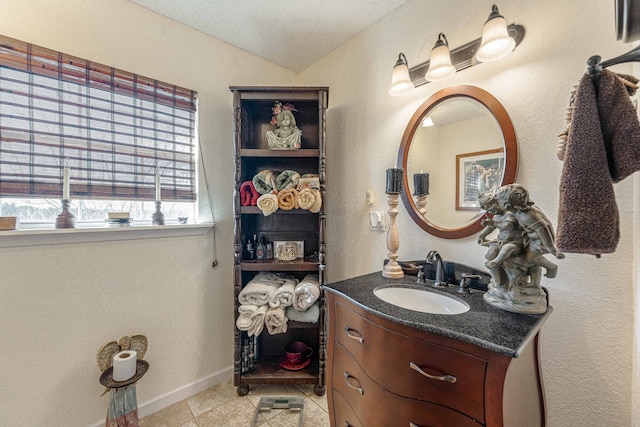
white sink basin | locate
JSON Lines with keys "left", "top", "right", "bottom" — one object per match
{"left": 374, "top": 286, "right": 470, "bottom": 315}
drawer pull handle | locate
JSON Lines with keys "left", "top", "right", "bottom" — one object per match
{"left": 344, "top": 325, "right": 364, "bottom": 343}
{"left": 409, "top": 361, "right": 457, "bottom": 384}
{"left": 344, "top": 371, "right": 364, "bottom": 395}
{"left": 409, "top": 423, "right": 419, "bottom": 427}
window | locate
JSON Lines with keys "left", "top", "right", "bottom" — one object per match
{"left": 0, "top": 35, "right": 198, "bottom": 225}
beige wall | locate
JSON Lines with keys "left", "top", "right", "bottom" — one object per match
{"left": 634, "top": 171, "right": 640, "bottom": 426}
{"left": 0, "top": 0, "right": 637, "bottom": 426}
{"left": 302, "top": 0, "right": 637, "bottom": 425}
{"left": 0, "top": 0, "right": 299, "bottom": 425}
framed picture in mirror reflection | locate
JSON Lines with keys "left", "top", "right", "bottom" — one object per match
{"left": 456, "top": 148, "right": 504, "bottom": 210}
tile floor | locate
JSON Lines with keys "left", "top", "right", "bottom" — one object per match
{"left": 139, "top": 380, "right": 330, "bottom": 427}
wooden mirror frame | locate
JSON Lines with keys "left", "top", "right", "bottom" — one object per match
{"left": 397, "top": 85, "right": 518, "bottom": 239}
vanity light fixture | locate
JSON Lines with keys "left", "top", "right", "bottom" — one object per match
{"left": 476, "top": 5, "right": 517, "bottom": 62}
{"left": 388, "top": 4, "right": 524, "bottom": 94}
{"left": 388, "top": 53, "right": 414, "bottom": 96}
{"left": 425, "top": 33, "right": 456, "bottom": 82}
{"left": 421, "top": 116, "right": 435, "bottom": 127}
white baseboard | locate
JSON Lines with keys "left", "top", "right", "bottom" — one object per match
{"left": 88, "top": 365, "right": 233, "bottom": 427}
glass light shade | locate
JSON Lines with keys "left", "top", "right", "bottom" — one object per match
{"left": 425, "top": 42, "right": 456, "bottom": 82}
{"left": 476, "top": 13, "right": 516, "bottom": 62}
{"left": 389, "top": 53, "right": 413, "bottom": 96}
{"left": 421, "top": 116, "right": 434, "bottom": 127}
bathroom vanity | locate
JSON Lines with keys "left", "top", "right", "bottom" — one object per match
{"left": 325, "top": 272, "right": 551, "bottom": 427}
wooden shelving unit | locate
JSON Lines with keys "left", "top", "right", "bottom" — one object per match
{"left": 230, "top": 86, "right": 328, "bottom": 396}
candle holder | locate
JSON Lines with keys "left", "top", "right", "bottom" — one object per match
{"left": 415, "top": 195, "right": 428, "bottom": 216}
{"left": 152, "top": 201, "right": 165, "bottom": 225}
{"left": 55, "top": 199, "right": 76, "bottom": 229}
{"left": 382, "top": 193, "right": 404, "bottom": 279}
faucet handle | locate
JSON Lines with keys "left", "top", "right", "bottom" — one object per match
{"left": 415, "top": 265, "right": 425, "bottom": 284}
{"left": 459, "top": 273, "right": 482, "bottom": 293}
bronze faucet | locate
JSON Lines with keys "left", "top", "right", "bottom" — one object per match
{"left": 426, "top": 250, "right": 447, "bottom": 287}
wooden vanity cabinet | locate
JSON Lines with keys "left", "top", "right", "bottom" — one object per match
{"left": 231, "top": 87, "right": 329, "bottom": 396}
{"left": 326, "top": 291, "right": 546, "bottom": 427}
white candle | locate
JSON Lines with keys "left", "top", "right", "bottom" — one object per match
{"left": 155, "top": 169, "right": 161, "bottom": 201}
{"left": 62, "top": 158, "right": 70, "bottom": 200}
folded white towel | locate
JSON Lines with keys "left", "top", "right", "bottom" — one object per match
{"left": 286, "top": 302, "right": 320, "bottom": 323}
{"left": 255, "top": 271, "right": 296, "bottom": 284}
{"left": 265, "top": 307, "right": 288, "bottom": 335}
{"left": 236, "top": 304, "right": 268, "bottom": 337}
{"left": 238, "top": 272, "right": 287, "bottom": 306}
{"left": 269, "top": 281, "right": 296, "bottom": 308}
{"left": 293, "top": 274, "right": 321, "bottom": 311}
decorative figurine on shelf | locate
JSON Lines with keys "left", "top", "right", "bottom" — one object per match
{"left": 266, "top": 101, "right": 302, "bottom": 149}
{"left": 477, "top": 184, "right": 564, "bottom": 314}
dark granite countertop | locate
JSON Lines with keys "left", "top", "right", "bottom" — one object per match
{"left": 324, "top": 271, "right": 552, "bottom": 358}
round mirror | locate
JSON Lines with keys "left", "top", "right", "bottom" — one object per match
{"left": 397, "top": 85, "right": 517, "bottom": 239}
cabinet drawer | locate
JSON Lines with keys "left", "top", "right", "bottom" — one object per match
{"left": 334, "top": 300, "right": 487, "bottom": 422}
{"left": 331, "top": 389, "right": 364, "bottom": 427}
{"left": 332, "top": 343, "right": 481, "bottom": 427}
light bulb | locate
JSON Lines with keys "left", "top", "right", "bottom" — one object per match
{"left": 476, "top": 5, "right": 516, "bottom": 62}
{"left": 389, "top": 53, "right": 413, "bottom": 96}
{"left": 425, "top": 33, "right": 456, "bottom": 82}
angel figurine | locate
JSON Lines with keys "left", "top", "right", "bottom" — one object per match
{"left": 98, "top": 335, "right": 148, "bottom": 427}
{"left": 266, "top": 101, "right": 302, "bottom": 149}
{"left": 478, "top": 184, "right": 563, "bottom": 314}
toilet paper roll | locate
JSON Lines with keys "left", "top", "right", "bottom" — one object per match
{"left": 112, "top": 350, "right": 137, "bottom": 382}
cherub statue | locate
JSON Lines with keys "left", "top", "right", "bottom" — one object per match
{"left": 266, "top": 101, "right": 302, "bottom": 149}
{"left": 477, "top": 191, "right": 524, "bottom": 286}
{"left": 496, "top": 183, "right": 565, "bottom": 279}
{"left": 478, "top": 184, "right": 563, "bottom": 314}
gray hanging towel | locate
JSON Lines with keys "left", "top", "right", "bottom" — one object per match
{"left": 556, "top": 69, "right": 640, "bottom": 256}
{"left": 597, "top": 72, "right": 640, "bottom": 182}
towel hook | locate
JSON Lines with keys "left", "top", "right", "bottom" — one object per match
{"left": 586, "top": 44, "right": 640, "bottom": 77}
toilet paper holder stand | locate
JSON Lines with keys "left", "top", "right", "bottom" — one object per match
{"left": 99, "top": 359, "right": 150, "bottom": 389}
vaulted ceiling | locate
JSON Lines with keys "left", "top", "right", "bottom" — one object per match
{"left": 127, "top": 0, "right": 411, "bottom": 73}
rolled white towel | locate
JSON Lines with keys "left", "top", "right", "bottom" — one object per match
{"left": 286, "top": 302, "right": 320, "bottom": 323}
{"left": 257, "top": 193, "right": 278, "bottom": 216}
{"left": 265, "top": 307, "right": 288, "bottom": 335}
{"left": 293, "top": 274, "right": 321, "bottom": 311}
{"left": 309, "top": 189, "right": 322, "bottom": 213}
{"left": 269, "top": 281, "right": 296, "bottom": 308}
{"left": 236, "top": 304, "right": 268, "bottom": 337}
{"left": 238, "top": 272, "right": 284, "bottom": 306}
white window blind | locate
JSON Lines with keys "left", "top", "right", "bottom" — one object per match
{"left": 0, "top": 35, "right": 198, "bottom": 201}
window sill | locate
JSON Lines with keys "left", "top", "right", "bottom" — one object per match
{"left": 0, "top": 223, "right": 215, "bottom": 248}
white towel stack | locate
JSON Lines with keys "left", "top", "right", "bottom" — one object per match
{"left": 236, "top": 304, "right": 268, "bottom": 337}
{"left": 237, "top": 272, "right": 305, "bottom": 336}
